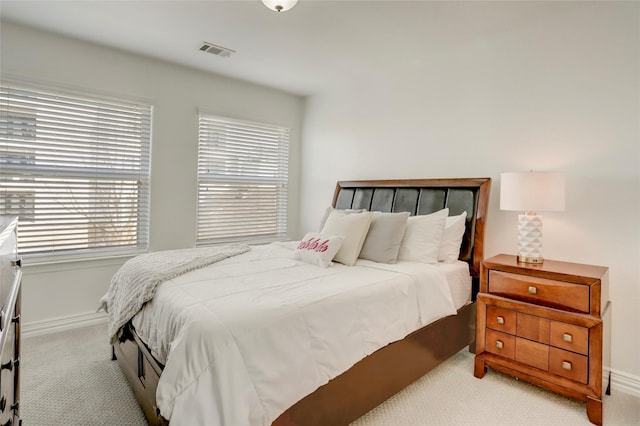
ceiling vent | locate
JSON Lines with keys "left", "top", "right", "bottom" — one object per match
{"left": 199, "top": 42, "right": 235, "bottom": 58}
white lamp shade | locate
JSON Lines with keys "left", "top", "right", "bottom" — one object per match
{"left": 500, "top": 171, "right": 565, "bottom": 212}
{"left": 261, "top": 0, "right": 299, "bottom": 12}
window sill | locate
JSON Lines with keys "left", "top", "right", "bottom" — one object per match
{"left": 21, "top": 249, "right": 147, "bottom": 273}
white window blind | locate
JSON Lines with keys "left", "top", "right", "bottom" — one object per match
{"left": 197, "top": 114, "right": 289, "bottom": 245}
{"left": 0, "top": 82, "right": 152, "bottom": 259}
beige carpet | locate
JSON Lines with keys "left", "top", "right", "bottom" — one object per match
{"left": 21, "top": 323, "right": 640, "bottom": 425}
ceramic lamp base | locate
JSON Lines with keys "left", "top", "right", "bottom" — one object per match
{"left": 517, "top": 213, "right": 544, "bottom": 264}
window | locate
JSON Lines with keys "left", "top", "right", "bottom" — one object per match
{"left": 0, "top": 82, "right": 152, "bottom": 260}
{"left": 197, "top": 114, "right": 289, "bottom": 245}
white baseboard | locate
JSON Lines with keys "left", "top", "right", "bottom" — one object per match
{"left": 609, "top": 367, "right": 640, "bottom": 398}
{"left": 22, "top": 311, "right": 107, "bottom": 338}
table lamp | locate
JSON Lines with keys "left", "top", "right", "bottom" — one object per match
{"left": 500, "top": 171, "right": 565, "bottom": 264}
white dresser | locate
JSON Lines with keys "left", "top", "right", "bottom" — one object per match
{"left": 0, "top": 216, "right": 21, "bottom": 426}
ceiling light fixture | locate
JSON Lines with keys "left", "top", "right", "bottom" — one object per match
{"left": 261, "top": 0, "right": 299, "bottom": 12}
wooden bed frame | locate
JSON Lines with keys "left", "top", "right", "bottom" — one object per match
{"left": 112, "top": 177, "right": 491, "bottom": 426}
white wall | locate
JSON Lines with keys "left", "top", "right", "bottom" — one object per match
{"left": 2, "top": 1, "right": 638, "bottom": 391}
{"left": 300, "top": 3, "right": 640, "bottom": 383}
{"left": 0, "top": 22, "right": 304, "bottom": 327}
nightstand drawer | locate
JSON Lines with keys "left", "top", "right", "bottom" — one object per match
{"left": 549, "top": 347, "right": 588, "bottom": 384}
{"left": 485, "top": 329, "right": 515, "bottom": 359}
{"left": 550, "top": 321, "right": 589, "bottom": 355}
{"left": 486, "top": 305, "right": 516, "bottom": 334}
{"left": 515, "top": 337, "right": 549, "bottom": 371}
{"left": 516, "top": 312, "right": 550, "bottom": 344}
{"left": 488, "top": 271, "right": 590, "bottom": 313}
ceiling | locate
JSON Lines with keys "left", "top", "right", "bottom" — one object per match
{"left": 0, "top": 1, "right": 583, "bottom": 97}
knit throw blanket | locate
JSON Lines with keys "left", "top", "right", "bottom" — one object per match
{"left": 105, "top": 244, "right": 250, "bottom": 343}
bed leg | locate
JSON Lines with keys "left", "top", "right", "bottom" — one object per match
{"left": 111, "top": 345, "right": 117, "bottom": 361}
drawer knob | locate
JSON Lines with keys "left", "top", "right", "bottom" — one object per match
{"left": 563, "top": 333, "right": 573, "bottom": 343}
{"left": 562, "top": 361, "right": 572, "bottom": 371}
{"left": 528, "top": 286, "right": 537, "bottom": 295}
{"left": 495, "top": 340, "right": 504, "bottom": 349}
{"left": 496, "top": 316, "right": 505, "bottom": 324}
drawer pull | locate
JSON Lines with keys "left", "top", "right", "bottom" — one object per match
{"left": 563, "top": 333, "right": 573, "bottom": 343}
{"left": 562, "top": 361, "right": 572, "bottom": 371}
{"left": 495, "top": 340, "right": 504, "bottom": 349}
{"left": 0, "top": 360, "right": 12, "bottom": 372}
{"left": 528, "top": 286, "right": 537, "bottom": 295}
{"left": 496, "top": 316, "right": 505, "bottom": 324}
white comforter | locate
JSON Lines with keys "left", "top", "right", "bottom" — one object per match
{"left": 132, "top": 242, "right": 458, "bottom": 426}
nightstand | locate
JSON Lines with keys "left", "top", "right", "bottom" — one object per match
{"left": 474, "top": 254, "right": 611, "bottom": 426}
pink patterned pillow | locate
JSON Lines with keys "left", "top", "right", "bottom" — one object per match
{"left": 294, "top": 232, "right": 344, "bottom": 267}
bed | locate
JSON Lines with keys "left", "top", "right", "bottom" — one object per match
{"left": 110, "top": 177, "right": 491, "bottom": 426}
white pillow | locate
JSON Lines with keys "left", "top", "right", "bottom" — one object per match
{"left": 318, "top": 206, "right": 364, "bottom": 231}
{"left": 294, "top": 233, "right": 344, "bottom": 267}
{"left": 438, "top": 211, "right": 468, "bottom": 263}
{"left": 321, "top": 210, "right": 373, "bottom": 266}
{"left": 359, "top": 211, "right": 409, "bottom": 263}
{"left": 397, "top": 208, "right": 449, "bottom": 263}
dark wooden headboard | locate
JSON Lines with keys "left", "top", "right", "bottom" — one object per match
{"left": 331, "top": 178, "right": 491, "bottom": 297}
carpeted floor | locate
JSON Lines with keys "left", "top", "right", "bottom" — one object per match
{"left": 21, "top": 323, "right": 147, "bottom": 426}
{"left": 21, "top": 323, "right": 640, "bottom": 425}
